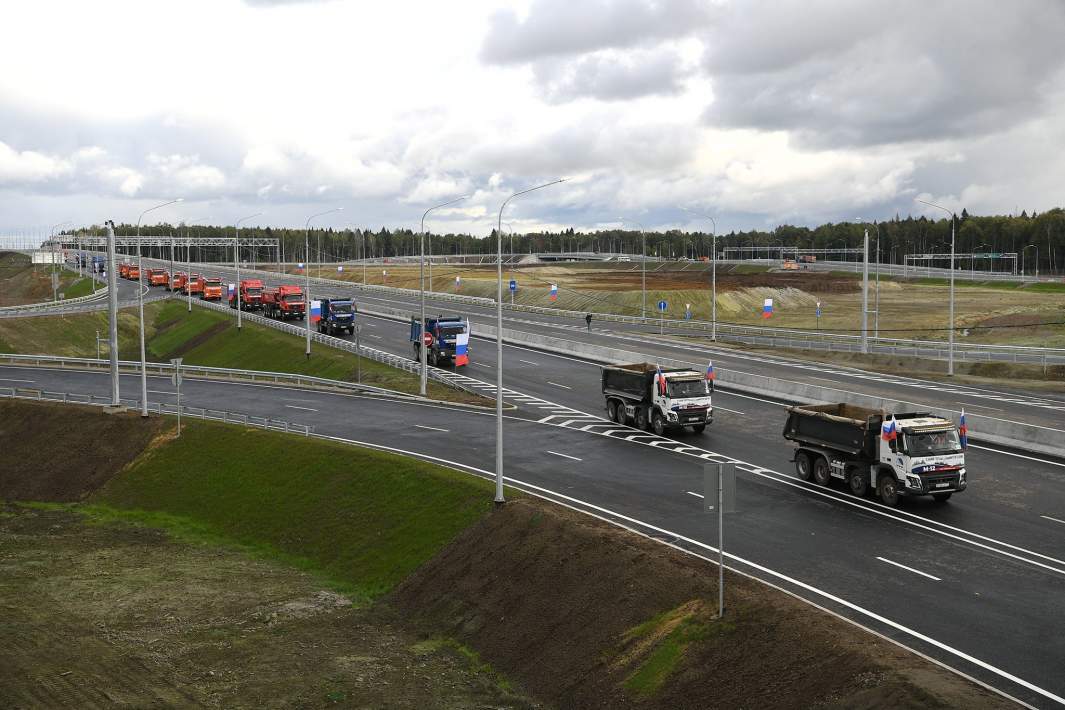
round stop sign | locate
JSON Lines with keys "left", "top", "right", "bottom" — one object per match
{"left": 423, "top": 332, "right": 433, "bottom": 346}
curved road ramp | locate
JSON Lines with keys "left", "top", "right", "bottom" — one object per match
{"left": 0, "top": 399, "right": 1016, "bottom": 709}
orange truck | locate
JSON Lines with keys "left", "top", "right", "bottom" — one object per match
{"left": 201, "top": 277, "right": 223, "bottom": 300}
{"left": 184, "top": 274, "right": 204, "bottom": 296}
{"left": 119, "top": 262, "right": 131, "bottom": 279}
{"left": 169, "top": 271, "right": 188, "bottom": 291}
{"left": 263, "top": 284, "right": 305, "bottom": 320}
{"left": 229, "top": 278, "right": 265, "bottom": 311}
{"left": 128, "top": 265, "right": 141, "bottom": 280}
{"left": 148, "top": 268, "right": 168, "bottom": 286}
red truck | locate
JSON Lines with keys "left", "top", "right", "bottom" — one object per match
{"left": 184, "top": 274, "right": 204, "bottom": 296}
{"left": 169, "top": 271, "right": 188, "bottom": 291}
{"left": 128, "top": 265, "right": 141, "bottom": 280}
{"left": 263, "top": 284, "right": 305, "bottom": 320}
{"left": 229, "top": 279, "right": 265, "bottom": 311}
{"left": 119, "top": 262, "right": 132, "bottom": 279}
{"left": 202, "top": 277, "right": 223, "bottom": 301}
{"left": 148, "top": 268, "right": 168, "bottom": 286}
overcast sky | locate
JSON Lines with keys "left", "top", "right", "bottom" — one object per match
{"left": 2, "top": 0, "right": 1064, "bottom": 238}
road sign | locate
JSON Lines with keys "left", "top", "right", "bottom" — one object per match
{"left": 658, "top": 300, "right": 667, "bottom": 312}
{"left": 816, "top": 301, "right": 822, "bottom": 318}
{"left": 170, "top": 358, "right": 183, "bottom": 387}
{"left": 509, "top": 279, "right": 517, "bottom": 292}
{"left": 704, "top": 463, "right": 736, "bottom": 513}
{"left": 423, "top": 332, "right": 433, "bottom": 346}
{"left": 337, "top": 265, "right": 344, "bottom": 272}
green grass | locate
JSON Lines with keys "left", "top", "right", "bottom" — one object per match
{"left": 1024, "top": 282, "right": 1065, "bottom": 293}
{"left": 624, "top": 616, "right": 715, "bottom": 696}
{"left": 90, "top": 420, "right": 497, "bottom": 604}
{"left": 911, "top": 276, "right": 1021, "bottom": 289}
{"left": 60, "top": 276, "right": 99, "bottom": 299}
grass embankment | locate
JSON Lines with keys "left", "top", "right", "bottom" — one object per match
{"left": 92, "top": 420, "right": 496, "bottom": 603}
{"left": 0, "top": 298, "right": 482, "bottom": 403}
{"left": 0, "top": 251, "right": 87, "bottom": 306}
{"left": 2, "top": 400, "right": 1013, "bottom": 709}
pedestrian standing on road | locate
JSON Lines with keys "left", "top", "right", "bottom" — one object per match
{"left": 585, "top": 313, "right": 593, "bottom": 330}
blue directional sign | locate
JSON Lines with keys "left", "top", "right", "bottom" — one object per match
{"left": 509, "top": 279, "right": 517, "bottom": 292}
{"left": 658, "top": 300, "right": 668, "bottom": 312}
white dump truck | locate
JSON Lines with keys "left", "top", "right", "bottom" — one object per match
{"left": 783, "top": 403, "right": 967, "bottom": 506}
{"left": 601, "top": 363, "right": 713, "bottom": 435}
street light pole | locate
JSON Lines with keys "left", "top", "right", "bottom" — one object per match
{"left": 1022, "top": 244, "right": 1038, "bottom": 279}
{"left": 304, "top": 208, "right": 343, "bottom": 359}
{"left": 234, "top": 213, "right": 263, "bottom": 331}
{"left": 137, "top": 198, "right": 183, "bottom": 417}
{"left": 419, "top": 196, "right": 468, "bottom": 397}
{"left": 49, "top": 221, "right": 71, "bottom": 302}
{"left": 105, "top": 220, "right": 120, "bottom": 406}
{"left": 495, "top": 179, "right": 566, "bottom": 505}
{"left": 918, "top": 199, "right": 956, "bottom": 376}
{"left": 681, "top": 208, "right": 717, "bottom": 340}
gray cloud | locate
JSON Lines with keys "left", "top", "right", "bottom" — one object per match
{"left": 701, "top": 0, "right": 1065, "bottom": 148}
{"left": 480, "top": 0, "right": 713, "bottom": 64}
{"left": 533, "top": 47, "right": 692, "bottom": 103}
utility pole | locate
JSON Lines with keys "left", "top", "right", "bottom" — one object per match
{"left": 861, "top": 228, "right": 869, "bottom": 354}
{"left": 105, "top": 221, "right": 120, "bottom": 406}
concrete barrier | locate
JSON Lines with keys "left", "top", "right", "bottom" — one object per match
{"left": 364, "top": 304, "right": 1065, "bottom": 459}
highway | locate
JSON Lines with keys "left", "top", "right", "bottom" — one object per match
{"left": 13, "top": 259, "right": 1065, "bottom": 707}
{"left": 6, "top": 327, "right": 1065, "bottom": 706}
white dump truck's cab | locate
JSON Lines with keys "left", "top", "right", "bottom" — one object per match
{"left": 877, "top": 415, "right": 966, "bottom": 504}
{"left": 647, "top": 371, "right": 713, "bottom": 435}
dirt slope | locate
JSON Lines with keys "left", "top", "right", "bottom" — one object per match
{"left": 390, "top": 498, "right": 1012, "bottom": 710}
{"left": 0, "top": 400, "right": 168, "bottom": 501}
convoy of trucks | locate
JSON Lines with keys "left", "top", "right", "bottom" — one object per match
{"left": 169, "top": 271, "right": 188, "bottom": 291}
{"left": 601, "top": 363, "right": 713, "bottom": 435}
{"left": 782, "top": 403, "right": 966, "bottom": 506}
{"left": 410, "top": 316, "right": 470, "bottom": 367}
{"left": 183, "top": 274, "right": 204, "bottom": 296}
{"left": 263, "top": 285, "right": 305, "bottom": 320}
{"left": 202, "top": 277, "right": 223, "bottom": 301}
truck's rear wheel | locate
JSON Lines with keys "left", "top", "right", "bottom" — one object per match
{"left": 606, "top": 399, "right": 619, "bottom": 423}
{"left": 635, "top": 407, "right": 649, "bottom": 431}
{"left": 877, "top": 473, "right": 900, "bottom": 507}
{"left": 813, "top": 456, "right": 832, "bottom": 486}
{"left": 795, "top": 451, "right": 813, "bottom": 481}
{"left": 847, "top": 468, "right": 868, "bottom": 497}
{"left": 932, "top": 492, "right": 952, "bottom": 504}
{"left": 651, "top": 412, "right": 666, "bottom": 436}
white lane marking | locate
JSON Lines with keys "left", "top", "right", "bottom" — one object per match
{"left": 877, "top": 556, "right": 942, "bottom": 581}
{"left": 1040, "top": 515, "right": 1065, "bottom": 526}
{"left": 0, "top": 377, "right": 35, "bottom": 383}
{"left": 547, "top": 450, "right": 582, "bottom": 461}
{"left": 311, "top": 435, "right": 1058, "bottom": 709}
{"left": 713, "top": 405, "right": 745, "bottom": 415}
{"left": 519, "top": 359, "right": 540, "bottom": 366}
{"left": 968, "top": 443, "right": 1065, "bottom": 469}
{"left": 686, "top": 491, "right": 704, "bottom": 499}
{"left": 547, "top": 381, "right": 571, "bottom": 389}
{"left": 366, "top": 334, "right": 383, "bottom": 339}
{"left": 147, "top": 390, "right": 175, "bottom": 395}
{"left": 284, "top": 404, "right": 318, "bottom": 412}
{"left": 960, "top": 402, "right": 1004, "bottom": 412}
{"left": 414, "top": 424, "right": 449, "bottom": 432}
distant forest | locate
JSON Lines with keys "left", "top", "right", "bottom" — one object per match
{"left": 94, "top": 207, "right": 1065, "bottom": 275}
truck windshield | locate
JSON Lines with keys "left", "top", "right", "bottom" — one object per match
{"left": 668, "top": 380, "right": 708, "bottom": 398}
{"left": 904, "top": 430, "right": 961, "bottom": 456}
{"left": 245, "top": 287, "right": 262, "bottom": 296}
{"left": 331, "top": 303, "right": 353, "bottom": 314}
{"left": 438, "top": 325, "right": 465, "bottom": 337}
{"left": 283, "top": 294, "right": 303, "bottom": 303}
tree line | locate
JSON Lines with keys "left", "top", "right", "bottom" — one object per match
{"left": 83, "top": 207, "right": 1065, "bottom": 275}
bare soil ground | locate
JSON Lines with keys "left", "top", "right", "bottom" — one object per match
{"left": 0, "top": 400, "right": 169, "bottom": 501}
{"left": 0, "top": 505, "right": 535, "bottom": 709}
{"left": 390, "top": 498, "right": 1013, "bottom": 710}
{"left": 0, "top": 251, "right": 79, "bottom": 306}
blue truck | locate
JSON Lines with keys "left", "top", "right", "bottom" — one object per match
{"left": 410, "top": 316, "right": 470, "bottom": 367}
{"left": 315, "top": 298, "right": 356, "bottom": 335}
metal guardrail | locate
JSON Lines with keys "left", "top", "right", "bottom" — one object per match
{"left": 0, "top": 385, "right": 314, "bottom": 435}
{"left": 186, "top": 297, "right": 481, "bottom": 396}
{"left": 126, "top": 255, "right": 1065, "bottom": 366}
{"left": 0, "top": 352, "right": 425, "bottom": 398}
{"left": 0, "top": 264, "right": 109, "bottom": 313}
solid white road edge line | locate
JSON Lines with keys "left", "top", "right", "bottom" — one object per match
{"left": 876, "top": 556, "right": 942, "bottom": 581}
{"left": 0, "top": 377, "right": 35, "bottom": 382}
{"left": 309, "top": 432, "right": 1050, "bottom": 710}
{"left": 1041, "top": 515, "right": 1065, "bottom": 526}
{"left": 547, "top": 381, "right": 572, "bottom": 389}
{"left": 285, "top": 404, "right": 318, "bottom": 412}
{"left": 546, "top": 450, "right": 582, "bottom": 461}
{"left": 969, "top": 443, "right": 1065, "bottom": 469}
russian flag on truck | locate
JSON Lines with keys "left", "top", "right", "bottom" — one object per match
{"left": 454, "top": 322, "right": 470, "bottom": 366}
{"left": 310, "top": 300, "right": 321, "bottom": 323}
